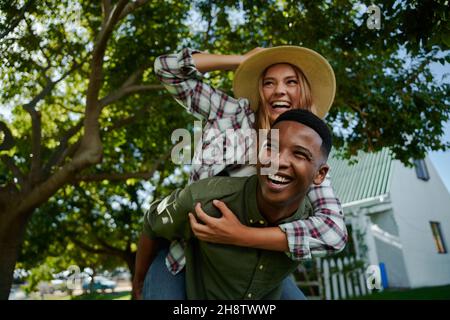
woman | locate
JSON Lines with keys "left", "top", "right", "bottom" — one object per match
{"left": 135, "top": 46, "right": 347, "bottom": 300}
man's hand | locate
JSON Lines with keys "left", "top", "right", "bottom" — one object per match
{"left": 188, "top": 200, "right": 250, "bottom": 246}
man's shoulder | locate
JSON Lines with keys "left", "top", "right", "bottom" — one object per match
{"left": 189, "top": 176, "right": 252, "bottom": 200}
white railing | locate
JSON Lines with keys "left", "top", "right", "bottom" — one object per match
{"left": 296, "top": 256, "right": 371, "bottom": 300}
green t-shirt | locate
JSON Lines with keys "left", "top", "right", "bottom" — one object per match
{"left": 143, "top": 175, "right": 312, "bottom": 299}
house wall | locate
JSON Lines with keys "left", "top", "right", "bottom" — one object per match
{"left": 369, "top": 210, "right": 410, "bottom": 288}
{"left": 389, "top": 158, "right": 450, "bottom": 288}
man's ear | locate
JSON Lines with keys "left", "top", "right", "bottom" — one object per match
{"left": 313, "top": 164, "right": 329, "bottom": 185}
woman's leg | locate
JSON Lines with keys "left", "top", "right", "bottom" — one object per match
{"left": 142, "top": 242, "right": 186, "bottom": 300}
{"left": 280, "top": 274, "right": 307, "bottom": 300}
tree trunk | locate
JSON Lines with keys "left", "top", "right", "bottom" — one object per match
{"left": 0, "top": 210, "right": 31, "bottom": 300}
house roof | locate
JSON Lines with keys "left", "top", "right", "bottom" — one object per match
{"left": 328, "top": 148, "right": 394, "bottom": 204}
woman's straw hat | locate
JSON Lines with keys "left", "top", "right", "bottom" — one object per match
{"left": 233, "top": 46, "right": 336, "bottom": 119}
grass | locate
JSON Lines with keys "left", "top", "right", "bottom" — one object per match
{"left": 349, "top": 285, "right": 450, "bottom": 300}
{"left": 71, "top": 291, "right": 131, "bottom": 300}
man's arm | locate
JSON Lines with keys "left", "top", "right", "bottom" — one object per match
{"left": 132, "top": 235, "right": 160, "bottom": 300}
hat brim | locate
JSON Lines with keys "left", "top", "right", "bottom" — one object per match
{"left": 233, "top": 46, "right": 336, "bottom": 119}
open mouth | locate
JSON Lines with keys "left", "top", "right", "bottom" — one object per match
{"left": 271, "top": 101, "right": 291, "bottom": 110}
{"left": 267, "top": 173, "right": 293, "bottom": 187}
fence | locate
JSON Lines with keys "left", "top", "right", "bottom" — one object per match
{"left": 296, "top": 256, "right": 371, "bottom": 300}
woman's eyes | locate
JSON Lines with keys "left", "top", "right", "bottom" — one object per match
{"left": 263, "top": 80, "right": 298, "bottom": 86}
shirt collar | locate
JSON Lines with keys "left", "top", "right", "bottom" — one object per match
{"left": 244, "top": 175, "right": 306, "bottom": 227}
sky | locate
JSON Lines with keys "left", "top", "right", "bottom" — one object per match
{"left": 428, "top": 61, "right": 450, "bottom": 193}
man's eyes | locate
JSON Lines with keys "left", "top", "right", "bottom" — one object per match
{"left": 294, "top": 151, "right": 309, "bottom": 160}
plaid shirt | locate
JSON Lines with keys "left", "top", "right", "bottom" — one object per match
{"left": 154, "top": 48, "right": 348, "bottom": 275}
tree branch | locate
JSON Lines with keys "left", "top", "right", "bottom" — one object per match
{"left": 44, "top": 120, "right": 85, "bottom": 176}
{"left": 101, "top": 0, "right": 112, "bottom": 22}
{"left": 1, "top": 156, "right": 25, "bottom": 186}
{"left": 74, "top": 148, "right": 171, "bottom": 183}
{"left": 0, "top": 0, "right": 34, "bottom": 40}
{"left": 70, "top": 236, "right": 118, "bottom": 256}
{"left": 0, "top": 121, "right": 14, "bottom": 152}
{"left": 119, "top": 0, "right": 150, "bottom": 21}
{"left": 94, "top": 234, "right": 124, "bottom": 255}
{"left": 80, "top": 0, "right": 129, "bottom": 167}
{"left": 99, "top": 84, "right": 163, "bottom": 107}
{"left": 86, "top": 0, "right": 129, "bottom": 114}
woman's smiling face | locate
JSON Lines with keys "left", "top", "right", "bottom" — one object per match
{"left": 261, "top": 63, "right": 302, "bottom": 125}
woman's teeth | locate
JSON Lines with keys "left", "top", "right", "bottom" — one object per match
{"left": 272, "top": 102, "right": 290, "bottom": 109}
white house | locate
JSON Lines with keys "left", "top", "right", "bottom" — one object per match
{"left": 328, "top": 148, "right": 450, "bottom": 289}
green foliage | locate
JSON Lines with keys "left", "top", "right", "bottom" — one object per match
{"left": 1, "top": 0, "right": 449, "bottom": 276}
{"left": 21, "top": 261, "right": 54, "bottom": 295}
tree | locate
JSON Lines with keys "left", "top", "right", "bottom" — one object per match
{"left": 1, "top": 0, "right": 449, "bottom": 299}
{"left": 18, "top": 162, "right": 188, "bottom": 280}
{"left": 0, "top": 0, "right": 192, "bottom": 298}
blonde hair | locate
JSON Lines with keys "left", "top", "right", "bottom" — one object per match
{"left": 256, "top": 63, "right": 312, "bottom": 131}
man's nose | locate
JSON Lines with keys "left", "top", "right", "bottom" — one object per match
{"left": 277, "top": 149, "right": 290, "bottom": 169}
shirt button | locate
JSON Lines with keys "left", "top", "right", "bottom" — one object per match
{"left": 259, "top": 265, "right": 264, "bottom": 270}
{"left": 247, "top": 293, "right": 252, "bottom": 298}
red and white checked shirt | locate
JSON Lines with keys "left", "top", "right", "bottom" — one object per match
{"left": 154, "top": 48, "right": 348, "bottom": 275}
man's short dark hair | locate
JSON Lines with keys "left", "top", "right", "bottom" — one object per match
{"left": 272, "top": 109, "right": 332, "bottom": 157}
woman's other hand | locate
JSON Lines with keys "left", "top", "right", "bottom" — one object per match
{"left": 188, "top": 200, "right": 249, "bottom": 245}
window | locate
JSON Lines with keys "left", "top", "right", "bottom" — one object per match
{"left": 430, "top": 222, "right": 447, "bottom": 254}
{"left": 414, "top": 159, "right": 429, "bottom": 181}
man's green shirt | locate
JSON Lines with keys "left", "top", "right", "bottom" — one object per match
{"left": 143, "top": 175, "right": 312, "bottom": 300}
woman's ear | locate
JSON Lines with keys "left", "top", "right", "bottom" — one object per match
{"left": 313, "top": 164, "right": 329, "bottom": 185}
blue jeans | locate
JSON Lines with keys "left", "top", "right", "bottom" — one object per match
{"left": 142, "top": 245, "right": 306, "bottom": 300}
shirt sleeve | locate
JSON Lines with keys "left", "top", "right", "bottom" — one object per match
{"left": 278, "top": 174, "right": 348, "bottom": 261}
{"left": 154, "top": 47, "right": 242, "bottom": 121}
{"left": 142, "top": 187, "right": 194, "bottom": 241}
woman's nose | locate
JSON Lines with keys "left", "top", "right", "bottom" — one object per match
{"left": 274, "top": 83, "right": 287, "bottom": 95}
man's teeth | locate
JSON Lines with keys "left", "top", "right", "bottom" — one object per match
{"left": 272, "top": 102, "right": 290, "bottom": 108}
{"left": 268, "top": 174, "right": 291, "bottom": 184}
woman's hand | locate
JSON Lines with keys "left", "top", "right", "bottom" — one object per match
{"left": 188, "top": 200, "right": 249, "bottom": 246}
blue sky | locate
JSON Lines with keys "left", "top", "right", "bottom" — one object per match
{"left": 428, "top": 61, "right": 450, "bottom": 193}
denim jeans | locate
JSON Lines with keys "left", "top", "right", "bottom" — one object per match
{"left": 142, "top": 245, "right": 306, "bottom": 300}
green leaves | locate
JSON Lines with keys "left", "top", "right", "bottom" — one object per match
{"left": 2, "top": 0, "right": 449, "bottom": 276}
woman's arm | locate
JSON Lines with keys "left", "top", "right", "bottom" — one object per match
{"left": 188, "top": 201, "right": 288, "bottom": 251}
{"left": 154, "top": 47, "right": 264, "bottom": 120}
{"left": 189, "top": 176, "right": 348, "bottom": 260}
{"left": 279, "top": 175, "right": 348, "bottom": 260}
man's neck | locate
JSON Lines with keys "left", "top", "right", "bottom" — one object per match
{"left": 256, "top": 187, "right": 304, "bottom": 225}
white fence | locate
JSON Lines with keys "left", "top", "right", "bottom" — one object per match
{"left": 297, "top": 256, "right": 371, "bottom": 300}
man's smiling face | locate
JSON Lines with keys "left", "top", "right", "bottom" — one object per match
{"left": 258, "top": 120, "right": 329, "bottom": 208}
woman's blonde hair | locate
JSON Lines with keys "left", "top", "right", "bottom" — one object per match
{"left": 256, "top": 63, "right": 313, "bottom": 130}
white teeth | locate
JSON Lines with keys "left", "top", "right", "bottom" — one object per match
{"left": 268, "top": 174, "right": 290, "bottom": 183}
{"left": 272, "top": 101, "right": 290, "bottom": 107}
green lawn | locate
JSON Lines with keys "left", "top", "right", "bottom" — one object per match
{"left": 350, "top": 285, "right": 450, "bottom": 300}
{"left": 71, "top": 291, "right": 131, "bottom": 300}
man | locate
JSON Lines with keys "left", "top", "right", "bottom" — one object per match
{"left": 133, "top": 109, "right": 333, "bottom": 299}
